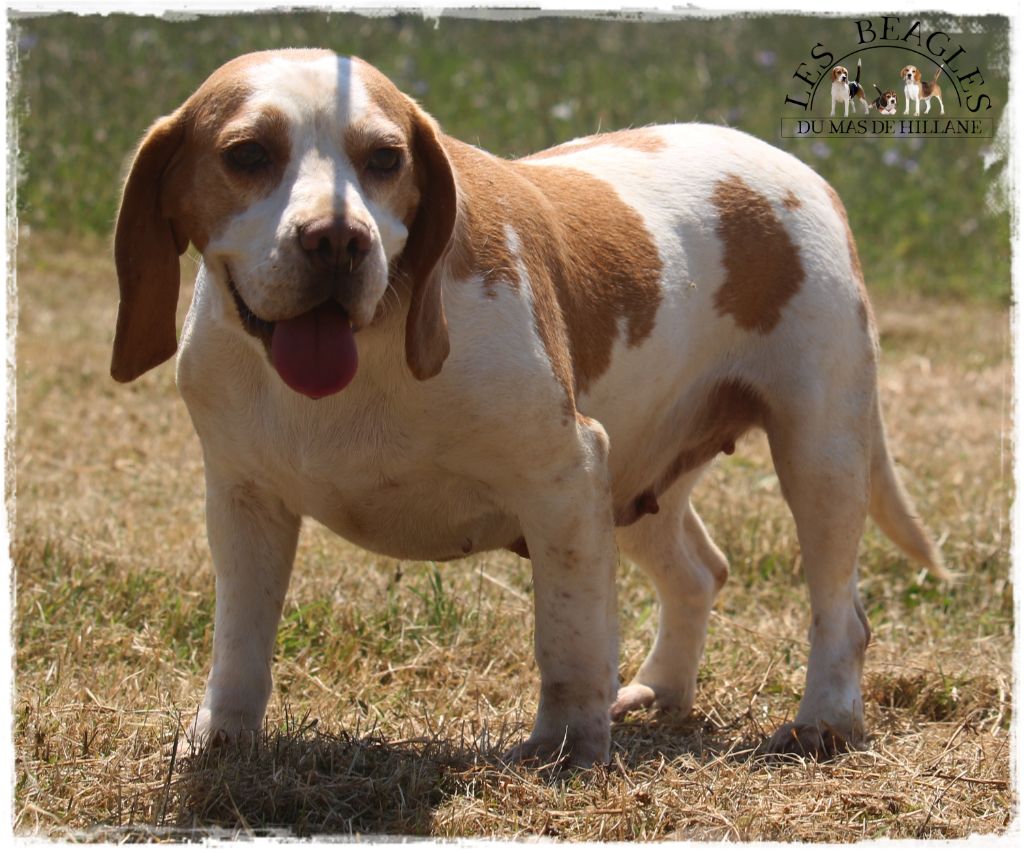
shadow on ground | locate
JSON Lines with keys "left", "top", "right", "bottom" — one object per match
{"left": 156, "top": 712, "right": 771, "bottom": 838}
{"left": 168, "top": 722, "right": 472, "bottom": 837}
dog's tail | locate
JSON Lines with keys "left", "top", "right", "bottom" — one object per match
{"left": 868, "top": 395, "right": 950, "bottom": 580}
{"left": 933, "top": 63, "right": 945, "bottom": 84}
{"left": 855, "top": 57, "right": 862, "bottom": 83}
{"left": 873, "top": 83, "right": 884, "bottom": 97}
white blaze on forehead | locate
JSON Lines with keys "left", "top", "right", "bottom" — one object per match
{"left": 243, "top": 53, "right": 373, "bottom": 128}
{"left": 233, "top": 53, "right": 383, "bottom": 224}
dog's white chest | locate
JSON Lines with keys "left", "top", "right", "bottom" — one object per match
{"left": 179, "top": 336, "right": 520, "bottom": 561}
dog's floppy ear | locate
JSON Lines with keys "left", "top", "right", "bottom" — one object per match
{"left": 111, "top": 112, "right": 190, "bottom": 383}
{"left": 399, "top": 107, "right": 457, "bottom": 381}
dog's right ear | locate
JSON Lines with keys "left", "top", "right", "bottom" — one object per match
{"left": 111, "top": 112, "right": 190, "bottom": 383}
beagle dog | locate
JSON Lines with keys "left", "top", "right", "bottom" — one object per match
{"left": 901, "top": 64, "right": 945, "bottom": 115}
{"left": 112, "top": 50, "right": 944, "bottom": 766}
{"left": 830, "top": 60, "right": 869, "bottom": 117}
{"left": 871, "top": 85, "right": 898, "bottom": 116}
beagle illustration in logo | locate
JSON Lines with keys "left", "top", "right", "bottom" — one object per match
{"left": 871, "top": 84, "right": 898, "bottom": 115}
{"left": 830, "top": 59, "right": 869, "bottom": 116}
{"left": 901, "top": 64, "right": 945, "bottom": 115}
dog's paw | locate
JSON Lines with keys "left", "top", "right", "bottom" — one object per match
{"left": 609, "top": 682, "right": 692, "bottom": 721}
{"left": 186, "top": 706, "right": 261, "bottom": 749}
{"left": 502, "top": 732, "right": 610, "bottom": 769}
{"left": 755, "top": 722, "right": 857, "bottom": 761}
{"left": 610, "top": 684, "right": 657, "bottom": 720}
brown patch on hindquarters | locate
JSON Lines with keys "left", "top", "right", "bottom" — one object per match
{"left": 710, "top": 175, "right": 804, "bottom": 334}
{"left": 523, "top": 127, "right": 666, "bottom": 160}
{"left": 443, "top": 137, "right": 664, "bottom": 398}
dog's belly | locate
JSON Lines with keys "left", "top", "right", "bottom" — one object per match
{"left": 296, "top": 472, "right": 522, "bottom": 561}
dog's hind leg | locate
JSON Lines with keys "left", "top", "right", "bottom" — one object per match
{"left": 611, "top": 469, "right": 727, "bottom": 720}
{"left": 756, "top": 374, "right": 875, "bottom": 757}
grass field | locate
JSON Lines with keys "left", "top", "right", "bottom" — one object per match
{"left": 12, "top": 237, "right": 1012, "bottom": 840}
{"left": 9, "top": 9, "right": 1015, "bottom": 843}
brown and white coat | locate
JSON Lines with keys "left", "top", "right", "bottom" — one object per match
{"left": 112, "top": 50, "right": 943, "bottom": 765}
{"left": 901, "top": 64, "right": 945, "bottom": 116}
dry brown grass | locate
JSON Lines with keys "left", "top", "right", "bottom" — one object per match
{"left": 12, "top": 232, "right": 1013, "bottom": 840}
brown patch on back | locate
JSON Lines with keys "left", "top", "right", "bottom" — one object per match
{"left": 524, "top": 127, "right": 667, "bottom": 160}
{"left": 514, "top": 161, "right": 663, "bottom": 394}
{"left": 823, "top": 182, "right": 877, "bottom": 338}
{"left": 710, "top": 175, "right": 804, "bottom": 334}
{"left": 442, "top": 138, "right": 664, "bottom": 400}
{"left": 782, "top": 190, "right": 802, "bottom": 210}
{"left": 442, "top": 140, "right": 575, "bottom": 403}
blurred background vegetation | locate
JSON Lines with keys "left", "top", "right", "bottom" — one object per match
{"left": 10, "top": 11, "right": 1010, "bottom": 302}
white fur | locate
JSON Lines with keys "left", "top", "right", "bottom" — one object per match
{"left": 130, "top": 54, "right": 939, "bottom": 764}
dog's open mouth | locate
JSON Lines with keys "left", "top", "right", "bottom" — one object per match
{"left": 228, "top": 274, "right": 276, "bottom": 343}
{"left": 227, "top": 272, "right": 359, "bottom": 400}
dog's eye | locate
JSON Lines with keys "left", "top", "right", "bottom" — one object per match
{"left": 367, "top": 147, "right": 401, "bottom": 174}
{"left": 226, "top": 141, "right": 271, "bottom": 172}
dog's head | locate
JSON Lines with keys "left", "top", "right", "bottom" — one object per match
{"left": 112, "top": 50, "right": 457, "bottom": 397}
{"left": 872, "top": 86, "right": 898, "bottom": 114}
{"left": 831, "top": 66, "right": 849, "bottom": 85}
{"left": 900, "top": 65, "right": 921, "bottom": 86}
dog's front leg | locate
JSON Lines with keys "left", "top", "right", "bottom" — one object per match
{"left": 504, "top": 417, "right": 618, "bottom": 768}
{"left": 190, "top": 470, "right": 301, "bottom": 744}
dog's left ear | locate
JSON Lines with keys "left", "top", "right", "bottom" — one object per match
{"left": 399, "top": 107, "right": 457, "bottom": 381}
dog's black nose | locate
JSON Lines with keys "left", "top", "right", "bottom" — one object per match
{"left": 298, "top": 217, "right": 372, "bottom": 273}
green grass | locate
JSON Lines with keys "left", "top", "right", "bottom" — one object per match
{"left": 10, "top": 11, "right": 1011, "bottom": 301}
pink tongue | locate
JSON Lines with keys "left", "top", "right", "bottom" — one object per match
{"left": 270, "top": 302, "right": 358, "bottom": 399}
